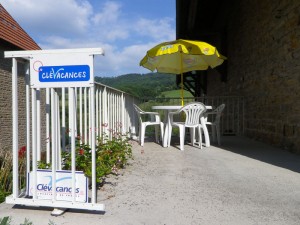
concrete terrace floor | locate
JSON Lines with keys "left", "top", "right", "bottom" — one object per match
{"left": 1, "top": 136, "right": 300, "bottom": 225}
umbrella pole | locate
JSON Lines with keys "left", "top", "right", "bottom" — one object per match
{"left": 181, "top": 73, "right": 184, "bottom": 106}
{"left": 179, "top": 45, "right": 184, "bottom": 106}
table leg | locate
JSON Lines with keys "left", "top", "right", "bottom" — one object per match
{"left": 162, "top": 110, "right": 169, "bottom": 147}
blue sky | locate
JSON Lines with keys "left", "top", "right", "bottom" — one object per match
{"left": 1, "top": 0, "right": 176, "bottom": 77}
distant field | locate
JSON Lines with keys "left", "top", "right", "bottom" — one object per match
{"left": 160, "top": 89, "right": 193, "bottom": 98}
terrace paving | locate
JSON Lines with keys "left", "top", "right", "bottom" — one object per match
{"left": 1, "top": 136, "right": 300, "bottom": 225}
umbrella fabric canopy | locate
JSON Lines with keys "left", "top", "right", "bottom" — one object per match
{"left": 140, "top": 39, "right": 226, "bottom": 105}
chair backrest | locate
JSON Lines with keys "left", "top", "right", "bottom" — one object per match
{"left": 213, "top": 104, "right": 225, "bottom": 124}
{"left": 180, "top": 102, "right": 207, "bottom": 127}
{"left": 133, "top": 104, "right": 143, "bottom": 123}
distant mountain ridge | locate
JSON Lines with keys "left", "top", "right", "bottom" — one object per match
{"left": 95, "top": 73, "right": 178, "bottom": 98}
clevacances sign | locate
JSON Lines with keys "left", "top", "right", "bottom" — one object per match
{"left": 27, "top": 170, "right": 88, "bottom": 202}
{"left": 28, "top": 48, "right": 103, "bottom": 88}
{"left": 38, "top": 65, "right": 90, "bottom": 83}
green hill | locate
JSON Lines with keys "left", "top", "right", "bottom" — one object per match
{"left": 95, "top": 73, "right": 179, "bottom": 98}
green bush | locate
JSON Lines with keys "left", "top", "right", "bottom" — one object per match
{"left": 43, "top": 131, "right": 133, "bottom": 184}
{"left": 0, "top": 147, "right": 27, "bottom": 204}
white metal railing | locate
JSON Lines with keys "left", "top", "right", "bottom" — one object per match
{"left": 141, "top": 96, "right": 244, "bottom": 136}
{"left": 5, "top": 50, "right": 139, "bottom": 213}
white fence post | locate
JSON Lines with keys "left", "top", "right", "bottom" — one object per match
{"left": 25, "top": 63, "right": 31, "bottom": 177}
{"left": 12, "top": 58, "right": 18, "bottom": 198}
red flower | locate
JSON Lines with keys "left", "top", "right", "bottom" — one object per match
{"left": 79, "top": 149, "right": 84, "bottom": 155}
{"left": 18, "top": 146, "right": 26, "bottom": 158}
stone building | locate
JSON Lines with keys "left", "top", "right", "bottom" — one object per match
{"left": 177, "top": 0, "right": 300, "bottom": 153}
{"left": 0, "top": 4, "right": 41, "bottom": 152}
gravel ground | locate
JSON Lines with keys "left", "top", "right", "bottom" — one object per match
{"left": 1, "top": 136, "right": 300, "bottom": 225}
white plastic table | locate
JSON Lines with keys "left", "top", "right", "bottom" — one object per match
{"left": 152, "top": 105, "right": 212, "bottom": 148}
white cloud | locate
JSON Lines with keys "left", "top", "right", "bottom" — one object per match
{"left": 92, "top": 1, "right": 121, "bottom": 25}
{"left": 95, "top": 42, "right": 161, "bottom": 76}
{"left": 2, "top": 0, "right": 92, "bottom": 36}
{"left": 135, "top": 18, "right": 175, "bottom": 42}
{"left": 1, "top": 0, "right": 175, "bottom": 76}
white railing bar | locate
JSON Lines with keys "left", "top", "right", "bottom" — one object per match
{"left": 121, "top": 93, "right": 125, "bottom": 134}
{"left": 89, "top": 88, "right": 92, "bottom": 146}
{"left": 51, "top": 88, "right": 57, "bottom": 201}
{"left": 102, "top": 87, "right": 106, "bottom": 136}
{"left": 94, "top": 81, "right": 128, "bottom": 94}
{"left": 84, "top": 87, "right": 87, "bottom": 144}
{"left": 62, "top": 88, "right": 66, "bottom": 152}
{"left": 108, "top": 92, "right": 111, "bottom": 139}
{"left": 116, "top": 93, "right": 118, "bottom": 131}
{"left": 12, "top": 58, "right": 18, "bottom": 198}
{"left": 118, "top": 94, "right": 121, "bottom": 132}
{"left": 111, "top": 92, "right": 113, "bottom": 135}
{"left": 75, "top": 87, "right": 78, "bottom": 138}
{"left": 31, "top": 88, "right": 37, "bottom": 199}
{"left": 69, "top": 87, "right": 76, "bottom": 203}
{"left": 25, "top": 63, "right": 31, "bottom": 176}
{"left": 46, "top": 88, "right": 50, "bottom": 164}
{"left": 96, "top": 88, "right": 99, "bottom": 141}
{"left": 90, "top": 86, "right": 96, "bottom": 203}
{"left": 99, "top": 87, "right": 103, "bottom": 138}
{"left": 116, "top": 94, "right": 119, "bottom": 132}
{"left": 79, "top": 87, "right": 83, "bottom": 144}
{"left": 112, "top": 93, "right": 115, "bottom": 133}
{"left": 36, "top": 88, "right": 41, "bottom": 161}
{"left": 56, "top": 92, "right": 62, "bottom": 170}
{"left": 68, "top": 88, "right": 72, "bottom": 146}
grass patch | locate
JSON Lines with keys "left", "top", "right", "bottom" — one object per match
{"left": 158, "top": 89, "right": 193, "bottom": 98}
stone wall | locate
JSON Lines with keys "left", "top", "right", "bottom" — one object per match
{"left": 0, "top": 46, "right": 46, "bottom": 153}
{"left": 207, "top": 0, "right": 300, "bottom": 153}
{"left": 0, "top": 47, "right": 26, "bottom": 151}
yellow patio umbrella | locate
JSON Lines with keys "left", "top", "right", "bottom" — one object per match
{"left": 140, "top": 39, "right": 226, "bottom": 106}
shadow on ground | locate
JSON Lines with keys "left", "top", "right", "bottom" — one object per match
{"left": 216, "top": 136, "right": 300, "bottom": 173}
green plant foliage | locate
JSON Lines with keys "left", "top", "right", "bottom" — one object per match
{"left": 0, "top": 217, "right": 57, "bottom": 225}
{"left": 37, "top": 161, "right": 51, "bottom": 170}
{"left": 0, "top": 191, "right": 8, "bottom": 203}
{"left": 39, "top": 131, "right": 133, "bottom": 184}
{"left": 0, "top": 147, "right": 27, "bottom": 204}
{"left": 0, "top": 216, "right": 11, "bottom": 225}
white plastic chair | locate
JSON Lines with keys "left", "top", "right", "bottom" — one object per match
{"left": 168, "top": 102, "right": 206, "bottom": 151}
{"left": 203, "top": 103, "right": 225, "bottom": 145}
{"left": 133, "top": 104, "right": 164, "bottom": 146}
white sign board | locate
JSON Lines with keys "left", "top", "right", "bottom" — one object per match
{"left": 30, "top": 52, "right": 94, "bottom": 88}
{"left": 27, "top": 170, "right": 88, "bottom": 203}
{"left": 5, "top": 48, "right": 104, "bottom": 88}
